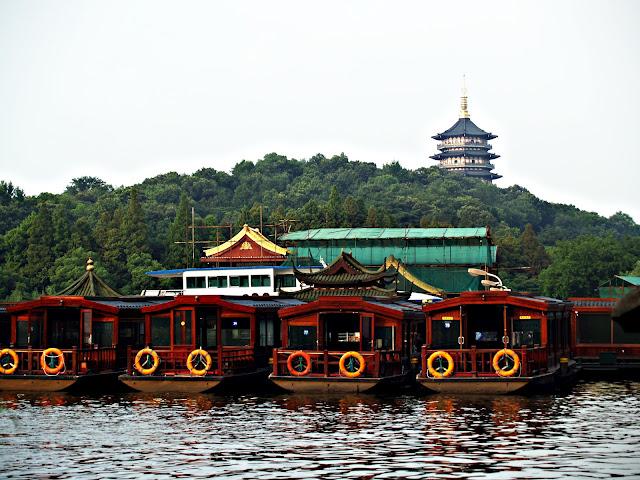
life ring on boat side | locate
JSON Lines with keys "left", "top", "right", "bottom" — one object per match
{"left": 40, "top": 348, "right": 65, "bottom": 375}
{"left": 187, "top": 349, "right": 212, "bottom": 376}
{"left": 286, "top": 351, "right": 312, "bottom": 376}
{"left": 134, "top": 348, "right": 160, "bottom": 375}
{"left": 427, "top": 351, "right": 454, "bottom": 378}
{"left": 492, "top": 349, "right": 520, "bottom": 377}
{"left": 0, "top": 348, "right": 19, "bottom": 375}
{"left": 339, "top": 351, "right": 366, "bottom": 378}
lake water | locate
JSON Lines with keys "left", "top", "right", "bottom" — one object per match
{"left": 0, "top": 380, "right": 639, "bottom": 479}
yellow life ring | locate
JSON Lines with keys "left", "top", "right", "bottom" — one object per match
{"left": 134, "top": 348, "right": 160, "bottom": 375}
{"left": 339, "top": 351, "right": 366, "bottom": 378}
{"left": 0, "top": 348, "right": 19, "bottom": 375}
{"left": 187, "top": 349, "right": 212, "bottom": 376}
{"left": 492, "top": 349, "right": 520, "bottom": 377}
{"left": 427, "top": 351, "right": 455, "bottom": 378}
{"left": 41, "top": 348, "right": 65, "bottom": 375}
{"left": 287, "top": 351, "right": 312, "bottom": 376}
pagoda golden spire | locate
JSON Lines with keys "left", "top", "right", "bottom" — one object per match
{"left": 460, "top": 74, "right": 470, "bottom": 118}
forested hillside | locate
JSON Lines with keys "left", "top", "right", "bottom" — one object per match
{"left": 1, "top": 153, "right": 639, "bottom": 299}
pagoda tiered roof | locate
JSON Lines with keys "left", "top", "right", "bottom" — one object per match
{"left": 56, "top": 259, "right": 122, "bottom": 297}
{"left": 432, "top": 117, "right": 497, "bottom": 140}
{"left": 292, "top": 252, "right": 400, "bottom": 301}
{"left": 201, "top": 224, "right": 288, "bottom": 264}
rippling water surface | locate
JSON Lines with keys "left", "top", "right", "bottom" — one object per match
{"left": 1, "top": 380, "right": 639, "bottom": 479}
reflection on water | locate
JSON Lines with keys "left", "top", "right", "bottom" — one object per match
{"left": 0, "top": 380, "right": 639, "bottom": 479}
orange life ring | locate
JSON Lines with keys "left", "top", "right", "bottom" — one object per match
{"left": 492, "top": 349, "right": 520, "bottom": 377}
{"left": 134, "top": 348, "right": 160, "bottom": 375}
{"left": 41, "top": 348, "right": 65, "bottom": 375}
{"left": 286, "top": 351, "right": 312, "bottom": 376}
{"left": 339, "top": 351, "right": 366, "bottom": 378}
{"left": 427, "top": 351, "right": 455, "bottom": 378}
{"left": 0, "top": 348, "right": 19, "bottom": 375}
{"left": 187, "top": 349, "right": 212, "bottom": 376}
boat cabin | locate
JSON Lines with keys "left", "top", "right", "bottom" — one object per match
{"left": 119, "top": 295, "right": 303, "bottom": 393}
{"left": 418, "top": 290, "right": 574, "bottom": 394}
{"left": 571, "top": 297, "right": 640, "bottom": 371}
{"left": 271, "top": 296, "right": 424, "bottom": 392}
{"left": 270, "top": 252, "right": 425, "bottom": 393}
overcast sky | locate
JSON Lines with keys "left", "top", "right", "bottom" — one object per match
{"left": 1, "top": 1, "right": 639, "bottom": 222}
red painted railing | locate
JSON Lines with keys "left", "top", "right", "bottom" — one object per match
{"left": 8, "top": 347, "right": 117, "bottom": 375}
{"left": 125, "top": 346, "right": 259, "bottom": 376}
{"left": 272, "top": 349, "right": 403, "bottom": 378}
{"left": 419, "top": 345, "right": 549, "bottom": 378}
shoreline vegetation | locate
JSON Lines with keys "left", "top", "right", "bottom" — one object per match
{"left": 1, "top": 153, "right": 639, "bottom": 300}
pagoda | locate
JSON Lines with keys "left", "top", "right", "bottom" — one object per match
{"left": 200, "top": 224, "right": 289, "bottom": 265}
{"left": 430, "top": 83, "right": 501, "bottom": 182}
{"left": 292, "top": 252, "right": 399, "bottom": 301}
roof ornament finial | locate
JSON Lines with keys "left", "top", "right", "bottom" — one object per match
{"left": 460, "top": 74, "right": 470, "bottom": 119}
{"left": 86, "top": 258, "right": 95, "bottom": 272}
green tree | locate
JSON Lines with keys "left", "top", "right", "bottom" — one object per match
{"left": 324, "top": 187, "right": 344, "bottom": 227}
{"left": 24, "top": 203, "right": 55, "bottom": 293}
{"left": 122, "top": 188, "right": 149, "bottom": 257}
{"left": 166, "top": 193, "right": 190, "bottom": 268}
{"left": 539, "top": 235, "right": 639, "bottom": 298}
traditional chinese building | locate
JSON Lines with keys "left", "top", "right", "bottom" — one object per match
{"left": 200, "top": 224, "right": 288, "bottom": 266}
{"left": 431, "top": 85, "right": 501, "bottom": 182}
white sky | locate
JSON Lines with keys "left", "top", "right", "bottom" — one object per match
{"left": 1, "top": 1, "right": 639, "bottom": 222}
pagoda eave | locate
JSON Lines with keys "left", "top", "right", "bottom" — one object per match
{"left": 200, "top": 255, "right": 285, "bottom": 263}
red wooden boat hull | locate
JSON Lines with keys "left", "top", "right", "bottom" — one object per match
{"left": 269, "top": 373, "right": 407, "bottom": 394}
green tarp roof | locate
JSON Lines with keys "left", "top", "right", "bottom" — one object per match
{"left": 616, "top": 276, "right": 640, "bottom": 286}
{"left": 281, "top": 227, "right": 489, "bottom": 241}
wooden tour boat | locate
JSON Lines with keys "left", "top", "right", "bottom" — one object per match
{"left": 119, "top": 295, "right": 302, "bottom": 393}
{"left": 269, "top": 253, "right": 430, "bottom": 393}
{"left": 0, "top": 259, "right": 167, "bottom": 391}
{"left": 417, "top": 288, "right": 577, "bottom": 394}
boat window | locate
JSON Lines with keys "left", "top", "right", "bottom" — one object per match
{"left": 511, "top": 319, "right": 541, "bottom": 347}
{"left": 374, "top": 326, "right": 394, "bottom": 350}
{"left": 82, "top": 310, "right": 92, "bottom": 346}
{"left": 196, "top": 310, "right": 217, "bottom": 348}
{"left": 613, "top": 320, "right": 640, "bottom": 344}
{"left": 119, "top": 319, "right": 145, "bottom": 347}
{"left": 276, "top": 275, "right": 296, "bottom": 288}
{"left": 431, "top": 320, "right": 459, "bottom": 349}
{"left": 173, "top": 310, "right": 193, "bottom": 345}
{"left": 251, "top": 275, "right": 271, "bottom": 287}
{"left": 0, "top": 315, "right": 9, "bottom": 346}
{"left": 16, "top": 320, "right": 29, "bottom": 347}
{"left": 151, "top": 315, "right": 171, "bottom": 346}
{"left": 221, "top": 317, "right": 251, "bottom": 346}
{"left": 186, "top": 276, "right": 206, "bottom": 289}
{"left": 259, "top": 315, "right": 276, "bottom": 346}
{"left": 92, "top": 322, "right": 114, "bottom": 347}
{"left": 47, "top": 309, "right": 79, "bottom": 348}
{"left": 576, "top": 313, "right": 610, "bottom": 344}
{"left": 288, "top": 326, "right": 317, "bottom": 350}
{"left": 208, "top": 276, "right": 228, "bottom": 288}
{"left": 229, "top": 276, "right": 249, "bottom": 288}
{"left": 361, "top": 316, "right": 373, "bottom": 351}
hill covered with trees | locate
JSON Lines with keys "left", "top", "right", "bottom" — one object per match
{"left": 1, "top": 153, "right": 639, "bottom": 300}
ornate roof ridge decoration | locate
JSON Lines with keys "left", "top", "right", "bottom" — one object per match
{"left": 56, "top": 258, "right": 122, "bottom": 297}
{"left": 201, "top": 224, "right": 289, "bottom": 262}
{"left": 293, "top": 252, "right": 395, "bottom": 288}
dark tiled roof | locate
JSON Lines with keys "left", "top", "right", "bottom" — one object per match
{"left": 220, "top": 297, "right": 306, "bottom": 309}
{"left": 293, "top": 286, "right": 398, "bottom": 302}
{"left": 571, "top": 299, "right": 616, "bottom": 308}
{"left": 294, "top": 252, "right": 394, "bottom": 288}
{"left": 57, "top": 269, "right": 122, "bottom": 297}
{"left": 430, "top": 150, "right": 499, "bottom": 160}
{"left": 90, "top": 297, "right": 174, "bottom": 309}
{"left": 432, "top": 118, "right": 497, "bottom": 140}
